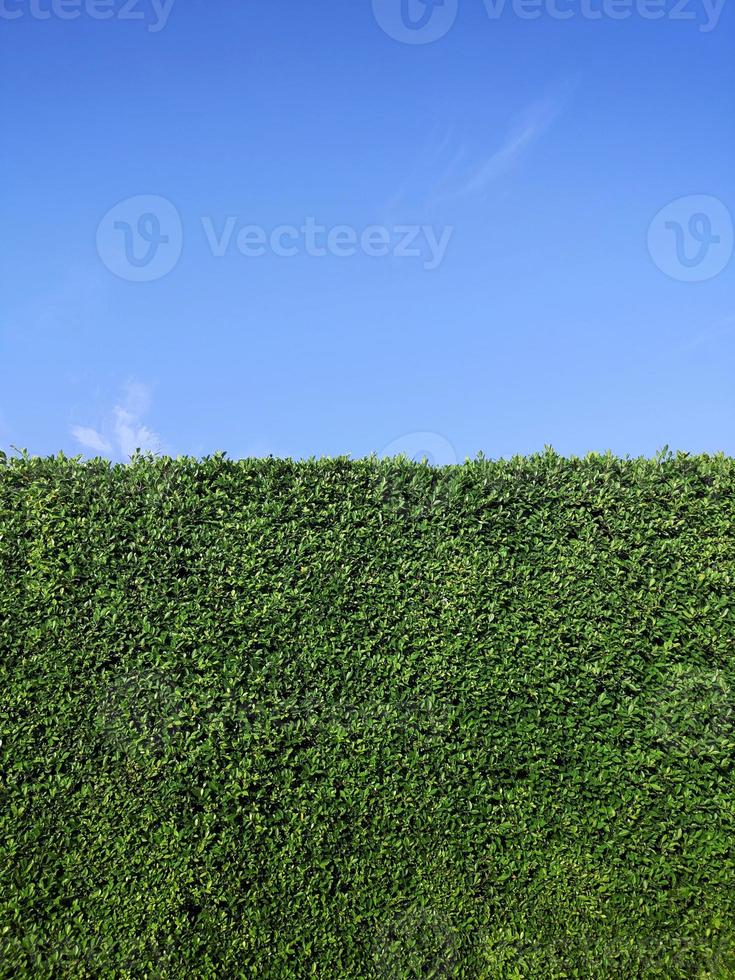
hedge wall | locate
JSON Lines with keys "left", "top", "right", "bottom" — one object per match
{"left": 1, "top": 450, "right": 734, "bottom": 978}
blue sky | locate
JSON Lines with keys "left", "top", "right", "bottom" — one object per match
{"left": 2, "top": 0, "right": 733, "bottom": 463}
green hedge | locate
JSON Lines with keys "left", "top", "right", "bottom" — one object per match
{"left": 1, "top": 450, "right": 734, "bottom": 978}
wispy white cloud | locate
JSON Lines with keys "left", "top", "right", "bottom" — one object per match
{"left": 70, "top": 426, "right": 112, "bottom": 455}
{"left": 434, "top": 93, "right": 569, "bottom": 205}
{"left": 113, "top": 409, "right": 162, "bottom": 458}
{"left": 382, "top": 124, "right": 467, "bottom": 217}
{"left": 384, "top": 85, "right": 573, "bottom": 218}
{"left": 118, "top": 379, "right": 153, "bottom": 418}
{"left": 71, "top": 381, "right": 163, "bottom": 460}
{"left": 461, "top": 99, "right": 562, "bottom": 193}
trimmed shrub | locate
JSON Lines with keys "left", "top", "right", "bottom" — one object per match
{"left": 1, "top": 450, "right": 734, "bottom": 977}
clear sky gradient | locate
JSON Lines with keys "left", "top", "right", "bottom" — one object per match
{"left": 2, "top": 0, "right": 733, "bottom": 462}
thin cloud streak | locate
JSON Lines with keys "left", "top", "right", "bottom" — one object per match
{"left": 382, "top": 85, "right": 573, "bottom": 221}
{"left": 432, "top": 94, "right": 569, "bottom": 206}
{"left": 680, "top": 315, "right": 735, "bottom": 352}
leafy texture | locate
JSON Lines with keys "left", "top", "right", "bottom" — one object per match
{"left": 1, "top": 450, "right": 734, "bottom": 978}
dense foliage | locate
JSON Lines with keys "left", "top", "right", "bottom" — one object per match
{"left": 1, "top": 450, "right": 734, "bottom": 978}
